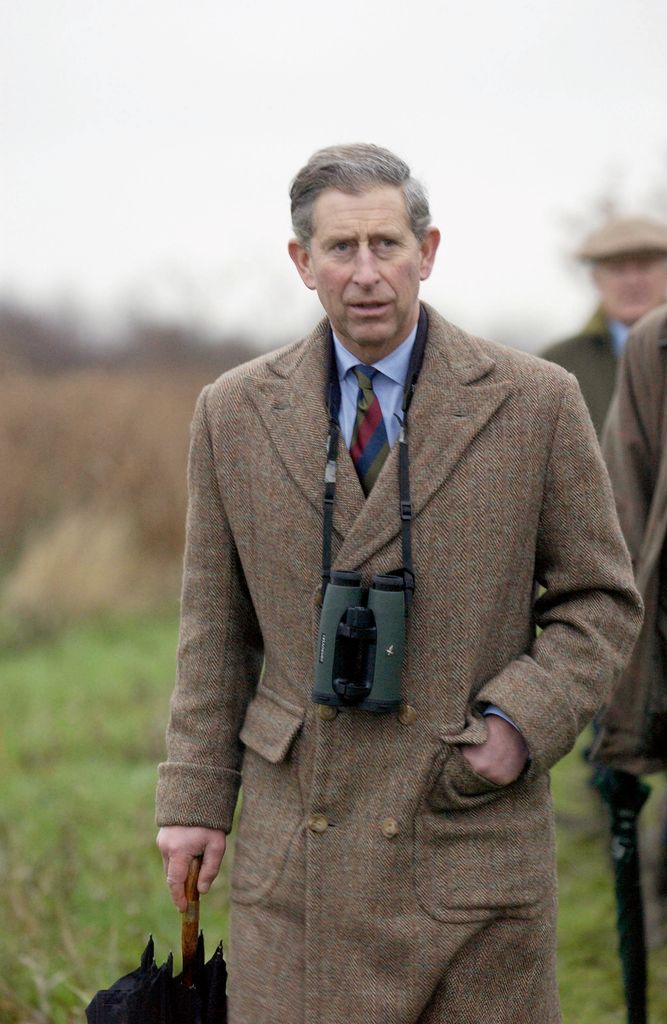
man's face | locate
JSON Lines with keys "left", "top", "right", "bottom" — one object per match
{"left": 592, "top": 254, "right": 667, "bottom": 326}
{"left": 288, "top": 185, "right": 440, "bottom": 361}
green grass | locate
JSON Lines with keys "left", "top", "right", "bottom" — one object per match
{"left": 1, "top": 615, "right": 666, "bottom": 1022}
{"left": 0, "top": 616, "right": 233, "bottom": 1023}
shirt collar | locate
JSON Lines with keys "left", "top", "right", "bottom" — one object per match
{"left": 331, "top": 324, "right": 418, "bottom": 387}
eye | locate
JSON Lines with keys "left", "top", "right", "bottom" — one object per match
{"left": 333, "top": 241, "right": 350, "bottom": 253}
{"left": 374, "top": 238, "right": 398, "bottom": 254}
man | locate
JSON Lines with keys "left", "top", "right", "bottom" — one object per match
{"left": 542, "top": 216, "right": 667, "bottom": 434}
{"left": 156, "top": 144, "right": 642, "bottom": 1023}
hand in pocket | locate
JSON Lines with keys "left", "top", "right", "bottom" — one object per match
{"left": 460, "top": 714, "right": 529, "bottom": 785}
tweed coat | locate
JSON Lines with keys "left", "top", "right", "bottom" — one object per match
{"left": 156, "top": 305, "right": 642, "bottom": 1022}
{"left": 541, "top": 308, "right": 617, "bottom": 435}
{"left": 595, "top": 304, "right": 667, "bottom": 774}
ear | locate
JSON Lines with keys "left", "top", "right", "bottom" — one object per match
{"left": 288, "top": 239, "right": 317, "bottom": 290}
{"left": 419, "top": 227, "right": 441, "bottom": 281}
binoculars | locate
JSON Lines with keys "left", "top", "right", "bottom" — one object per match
{"left": 313, "top": 570, "right": 406, "bottom": 713}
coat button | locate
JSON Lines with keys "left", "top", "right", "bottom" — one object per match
{"left": 398, "top": 704, "right": 417, "bottom": 726}
{"left": 381, "top": 817, "right": 400, "bottom": 838}
{"left": 317, "top": 704, "right": 338, "bottom": 721}
{"left": 308, "top": 814, "right": 329, "bottom": 834}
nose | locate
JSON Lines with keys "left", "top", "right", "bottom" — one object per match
{"left": 351, "top": 245, "right": 381, "bottom": 287}
{"left": 621, "top": 263, "right": 644, "bottom": 282}
{"left": 615, "top": 259, "right": 652, "bottom": 284}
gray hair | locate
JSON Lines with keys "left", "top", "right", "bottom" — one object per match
{"left": 289, "top": 143, "right": 432, "bottom": 247}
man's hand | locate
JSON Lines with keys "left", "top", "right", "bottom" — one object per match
{"left": 156, "top": 826, "right": 227, "bottom": 913}
{"left": 460, "top": 714, "right": 529, "bottom": 786}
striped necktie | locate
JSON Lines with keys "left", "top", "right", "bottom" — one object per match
{"left": 350, "top": 365, "right": 390, "bottom": 494}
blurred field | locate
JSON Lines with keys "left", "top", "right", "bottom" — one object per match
{"left": 0, "top": 368, "right": 211, "bottom": 636}
{"left": 1, "top": 614, "right": 666, "bottom": 1024}
{"left": 0, "top": 304, "right": 263, "bottom": 637}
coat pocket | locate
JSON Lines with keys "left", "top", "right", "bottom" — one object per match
{"left": 239, "top": 687, "right": 304, "bottom": 762}
{"left": 231, "top": 687, "right": 305, "bottom": 905}
{"left": 414, "top": 755, "right": 555, "bottom": 920}
{"left": 427, "top": 746, "right": 507, "bottom": 812}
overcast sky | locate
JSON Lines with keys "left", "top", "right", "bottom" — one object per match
{"left": 2, "top": 0, "right": 666, "bottom": 350}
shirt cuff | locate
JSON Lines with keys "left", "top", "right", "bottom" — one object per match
{"left": 482, "top": 704, "right": 519, "bottom": 730}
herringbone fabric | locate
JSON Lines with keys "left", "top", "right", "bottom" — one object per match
{"left": 157, "top": 304, "right": 643, "bottom": 1023}
{"left": 350, "top": 365, "right": 390, "bottom": 494}
{"left": 597, "top": 303, "right": 667, "bottom": 774}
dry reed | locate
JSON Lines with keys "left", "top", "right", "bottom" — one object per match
{"left": 0, "top": 367, "right": 216, "bottom": 631}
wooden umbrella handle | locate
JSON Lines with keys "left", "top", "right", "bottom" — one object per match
{"left": 181, "top": 855, "right": 202, "bottom": 988}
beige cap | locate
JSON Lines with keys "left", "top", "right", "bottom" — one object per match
{"left": 577, "top": 216, "right": 667, "bottom": 262}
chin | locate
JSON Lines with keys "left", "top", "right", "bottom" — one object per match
{"left": 619, "top": 307, "right": 652, "bottom": 326}
{"left": 346, "top": 324, "right": 390, "bottom": 344}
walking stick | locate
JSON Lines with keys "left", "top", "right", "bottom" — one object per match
{"left": 181, "top": 856, "right": 202, "bottom": 989}
{"left": 594, "top": 766, "right": 651, "bottom": 1024}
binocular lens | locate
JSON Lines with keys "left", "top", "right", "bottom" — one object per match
{"left": 371, "top": 574, "right": 404, "bottom": 592}
{"left": 330, "top": 570, "right": 363, "bottom": 587}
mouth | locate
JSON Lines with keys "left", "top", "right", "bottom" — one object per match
{"left": 348, "top": 301, "right": 390, "bottom": 315}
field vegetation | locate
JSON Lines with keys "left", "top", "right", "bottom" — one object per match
{"left": 0, "top": 300, "right": 264, "bottom": 638}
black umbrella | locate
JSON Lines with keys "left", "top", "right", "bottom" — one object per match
{"left": 86, "top": 858, "right": 227, "bottom": 1023}
{"left": 594, "top": 765, "right": 651, "bottom": 1024}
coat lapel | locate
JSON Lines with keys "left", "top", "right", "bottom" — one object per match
{"left": 249, "top": 308, "right": 513, "bottom": 572}
{"left": 248, "top": 321, "right": 365, "bottom": 540}
{"left": 335, "top": 308, "right": 513, "bottom": 569}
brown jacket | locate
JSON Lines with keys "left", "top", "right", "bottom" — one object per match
{"left": 156, "top": 306, "right": 641, "bottom": 1022}
{"left": 596, "top": 304, "right": 667, "bottom": 773}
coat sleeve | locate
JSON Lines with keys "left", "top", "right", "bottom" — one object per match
{"left": 475, "top": 373, "right": 643, "bottom": 776}
{"left": 601, "top": 322, "right": 665, "bottom": 565}
{"left": 156, "top": 385, "right": 264, "bottom": 832}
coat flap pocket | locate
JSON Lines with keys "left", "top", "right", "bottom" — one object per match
{"left": 239, "top": 689, "right": 305, "bottom": 764}
{"left": 445, "top": 748, "right": 506, "bottom": 796}
{"left": 428, "top": 747, "right": 506, "bottom": 812}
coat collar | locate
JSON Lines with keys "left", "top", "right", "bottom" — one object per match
{"left": 580, "top": 306, "right": 612, "bottom": 344}
{"left": 248, "top": 304, "right": 512, "bottom": 570}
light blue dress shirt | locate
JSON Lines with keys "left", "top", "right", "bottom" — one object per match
{"left": 331, "top": 323, "right": 517, "bottom": 733}
{"left": 608, "top": 318, "right": 631, "bottom": 358}
{"left": 332, "top": 327, "right": 417, "bottom": 448}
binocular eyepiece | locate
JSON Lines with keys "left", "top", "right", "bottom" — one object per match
{"left": 313, "top": 570, "right": 406, "bottom": 713}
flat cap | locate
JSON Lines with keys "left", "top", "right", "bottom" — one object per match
{"left": 577, "top": 216, "right": 667, "bottom": 261}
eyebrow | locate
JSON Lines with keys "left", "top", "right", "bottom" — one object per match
{"left": 321, "top": 227, "right": 403, "bottom": 246}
